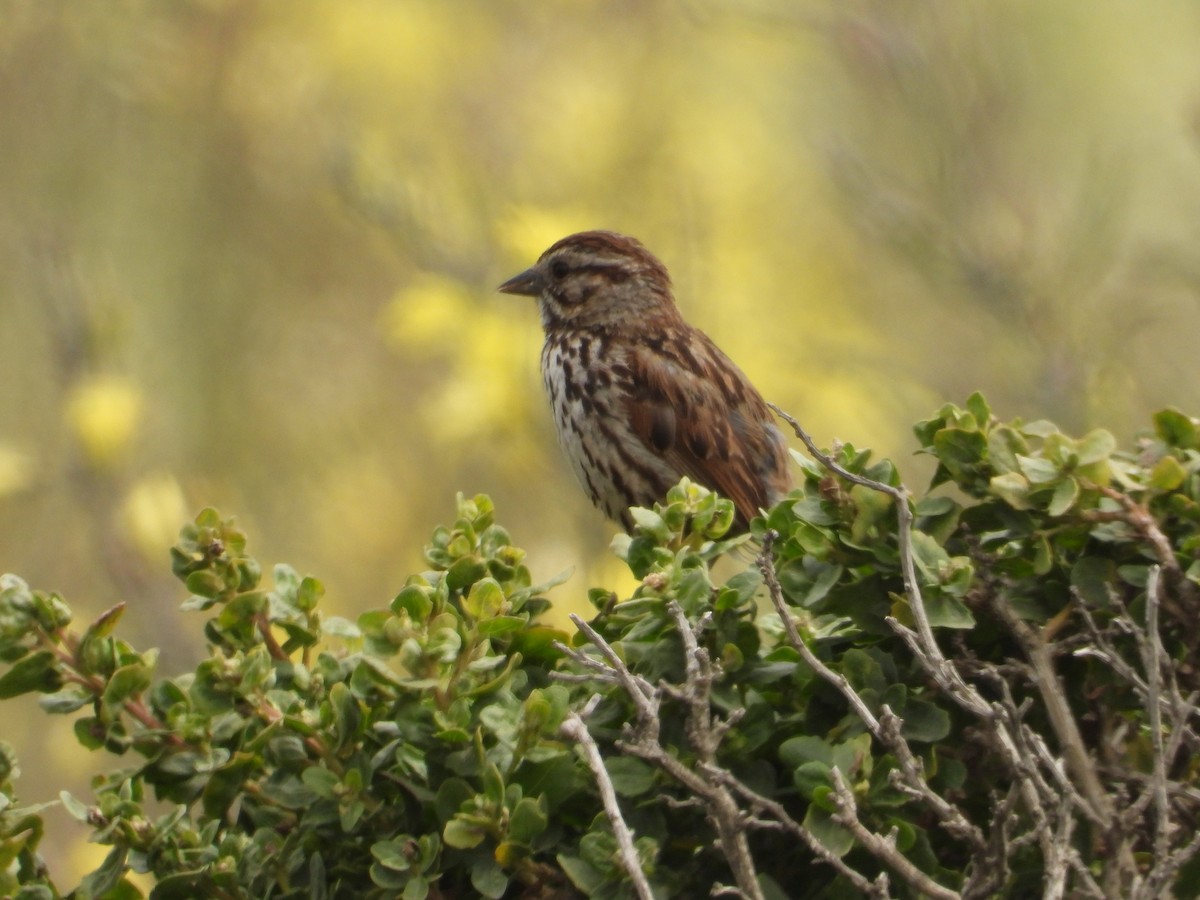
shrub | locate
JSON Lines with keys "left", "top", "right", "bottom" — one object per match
{"left": 2, "top": 393, "right": 1199, "bottom": 898}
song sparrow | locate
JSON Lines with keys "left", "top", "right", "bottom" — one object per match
{"left": 499, "top": 230, "right": 792, "bottom": 531}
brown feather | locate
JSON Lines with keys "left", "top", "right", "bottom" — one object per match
{"left": 623, "top": 328, "right": 789, "bottom": 527}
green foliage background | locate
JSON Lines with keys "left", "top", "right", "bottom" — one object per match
{"left": 3, "top": 0, "right": 1200, "bottom": 883}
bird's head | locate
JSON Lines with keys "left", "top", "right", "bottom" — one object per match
{"left": 498, "top": 230, "right": 676, "bottom": 331}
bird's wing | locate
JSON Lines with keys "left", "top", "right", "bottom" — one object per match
{"left": 623, "top": 331, "right": 789, "bottom": 524}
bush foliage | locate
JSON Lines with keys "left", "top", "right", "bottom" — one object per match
{"left": 3, "top": 393, "right": 1200, "bottom": 898}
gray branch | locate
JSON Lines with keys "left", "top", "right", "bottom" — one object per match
{"left": 560, "top": 709, "right": 655, "bottom": 900}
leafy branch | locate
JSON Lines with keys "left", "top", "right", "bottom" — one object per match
{"left": 3, "top": 396, "right": 1200, "bottom": 898}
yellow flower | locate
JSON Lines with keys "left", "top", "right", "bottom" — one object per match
{"left": 379, "top": 275, "right": 473, "bottom": 352}
{"left": 65, "top": 374, "right": 143, "bottom": 467}
{"left": 120, "top": 473, "right": 188, "bottom": 564}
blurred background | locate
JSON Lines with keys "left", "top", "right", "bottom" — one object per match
{"left": 4, "top": 0, "right": 1200, "bottom": 882}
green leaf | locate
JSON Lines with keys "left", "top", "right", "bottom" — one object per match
{"left": 216, "top": 590, "right": 268, "bottom": 629}
{"left": 780, "top": 735, "right": 835, "bottom": 768}
{"left": 73, "top": 717, "right": 105, "bottom": 750}
{"left": 258, "top": 773, "right": 319, "bottom": 809}
{"left": 0, "top": 651, "right": 61, "bottom": 699}
{"left": 558, "top": 854, "right": 604, "bottom": 894}
{"left": 921, "top": 593, "right": 976, "bottom": 629}
{"left": 403, "top": 876, "right": 430, "bottom": 900}
{"left": 841, "top": 649, "right": 887, "bottom": 696}
{"left": 507, "top": 796, "right": 548, "bottom": 844}
{"left": 899, "top": 697, "right": 951, "bottom": 742}
{"left": 1033, "top": 533, "right": 1053, "bottom": 575}
{"left": 82, "top": 603, "right": 126, "bottom": 641}
{"left": 322, "top": 616, "right": 361, "bottom": 639}
{"left": 603, "top": 758, "right": 657, "bottom": 797}
{"left": 102, "top": 663, "right": 153, "bottom": 707}
{"left": 308, "top": 851, "right": 328, "bottom": 900}
{"left": 914, "top": 495, "right": 956, "bottom": 516}
{"left": 59, "top": 790, "right": 92, "bottom": 823}
{"left": 296, "top": 576, "right": 325, "bottom": 611}
{"left": 1021, "top": 419, "right": 1059, "bottom": 438}
{"left": 301, "top": 766, "right": 340, "bottom": 799}
{"left": 464, "top": 578, "right": 505, "bottom": 621}
{"left": 1071, "top": 557, "right": 1115, "bottom": 607}
{"left": 341, "top": 799, "right": 366, "bottom": 833}
{"left": 628, "top": 506, "right": 668, "bottom": 539}
{"left": 445, "top": 556, "right": 487, "bottom": 592}
{"left": 850, "top": 484, "right": 892, "bottom": 543}
{"left": 1149, "top": 455, "right": 1187, "bottom": 491}
{"left": 482, "top": 763, "right": 505, "bottom": 805}
{"left": 369, "top": 862, "right": 411, "bottom": 891}
{"left": 39, "top": 686, "right": 91, "bottom": 713}
{"left": 443, "top": 817, "right": 486, "bottom": 849}
{"left": 371, "top": 838, "right": 414, "bottom": 872}
{"left": 434, "top": 778, "right": 474, "bottom": 823}
{"left": 391, "top": 584, "right": 434, "bottom": 620}
{"left": 1048, "top": 477, "right": 1080, "bottom": 516}
{"left": 76, "top": 846, "right": 128, "bottom": 899}
{"left": 185, "top": 570, "right": 226, "bottom": 600}
{"left": 471, "top": 860, "right": 509, "bottom": 899}
{"left": 1017, "top": 455, "right": 1061, "bottom": 484}
{"left": 909, "top": 531, "right": 950, "bottom": 581}
{"left": 1075, "top": 429, "right": 1115, "bottom": 465}
{"left": 803, "top": 801, "right": 854, "bottom": 857}
{"left": 989, "top": 472, "right": 1031, "bottom": 509}
{"left": 330, "top": 682, "right": 362, "bottom": 747}
{"left": 986, "top": 425, "right": 1028, "bottom": 474}
{"left": 1118, "top": 565, "right": 1150, "bottom": 588}
{"left": 475, "top": 616, "right": 526, "bottom": 637}
{"left": 1154, "top": 408, "right": 1198, "bottom": 449}
{"left": 932, "top": 428, "right": 987, "bottom": 482}
{"left": 830, "top": 733, "right": 872, "bottom": 780}
{"left": 965, "top": 391, "right": 991, "bottom": 426}
{"left": 579, "top": 829, "right": 618, "bottom": 869}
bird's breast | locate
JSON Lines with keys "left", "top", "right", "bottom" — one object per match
{"left": 540, "top": 332, "right": 679, "bottom": 522}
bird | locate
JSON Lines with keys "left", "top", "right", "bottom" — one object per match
{"left": 498, "top": 230, "right": 791, "bottom": 532}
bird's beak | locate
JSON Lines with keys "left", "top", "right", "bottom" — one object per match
{"left": 497, "top": 266, "right": 543, "bottom": 297}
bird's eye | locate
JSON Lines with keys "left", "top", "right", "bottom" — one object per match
{"left": 550, "top": 259, "right": 569, "bottom": 280}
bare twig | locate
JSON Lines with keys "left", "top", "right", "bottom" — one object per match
{"left": 562, "top": 607, "right": 765, "bottom": 899}
{"left": 770, "top": 404, "right": 990, "bottom": 718}
{"left": 705, "top": 767, "right": 891, "bottom": 898}
{"left": 963, "top": 786, "right": 1020, "bottom": 900}
{"left": 663, "top": 602, "right": 763, "bottom": 898}
{"left": 1082, "top": 485, "right": 1198, "bottom": 615}
{"left": 561, "top": 709, "right": 654, "bottom": 900}
{"left": 756, "top": 535, "right": 883, "bottom": 732}
{"left": 562, "top": 614, "right": 658, "bottom": 725}
{"left": 255, "top": 612, "right": 290, "bottom": 662}
{"left": 1143, "top": 566, "right": 1171, "bottom": 867}
{"left": 1074, "top": 597, "right": 1150, "bottom": 696}
{"left": 1141, "top": 827, "right": 1200, "bottom": 898}
{"left": 1041, "top": 797, "right": 1076, "bottom": 900}
{"left": 1075, "top": 593, "right": 1200, "bottom": 758}
{"left": 982, "top": 591, "right": 1112, "bottom": 828}
{"left": 828, "top": 769, "right": 958, "bottom": 900}
{"left": 1073, "top": 566, "right": 1200, "bottom": 898}
{"left": 1129, "top": 566, "right": 1200, "bottom": 898}
{"left": 757, "top": 533, "right": 986, "bottom": 854}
